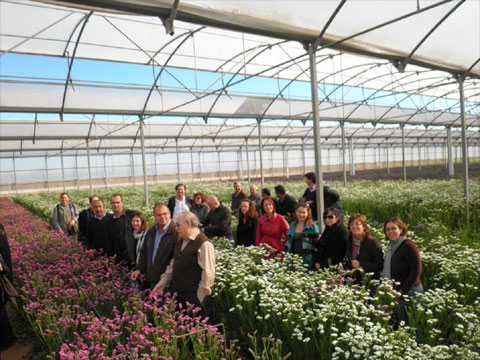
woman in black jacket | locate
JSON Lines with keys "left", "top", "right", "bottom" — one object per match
{"left": 0, "top": 224, "right": 16, "bottom": 351}
{"left": 236, "top": 199, "right": 258, "bottom": 247}
{"left": 343, "top": 213, "right": 383, "bottom": 283}
{"left": 314, "top": 207, "right": 348, "bottom": 270}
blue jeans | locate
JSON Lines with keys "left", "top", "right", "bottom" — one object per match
{"left": 397, "top": 283, "right": 424, "bottom": 325}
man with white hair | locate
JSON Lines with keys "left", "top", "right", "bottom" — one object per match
{"left": 153, "top": 212, "right": 215, "bottom": 309}
{"left": 248, "top": 184, "right": 262, "bottom": 211}
{"left": 201, "top": 195, "right": 233, "bottom": 239}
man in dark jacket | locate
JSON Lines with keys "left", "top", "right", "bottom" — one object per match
{"left": 78, "top": 195, "right": 99, "bottom": 247}
{"left": 201, "top": 195, "right": 233, "bottom": 239}
{"left": 130, "top": 203, "right": 176, "bottom": 290}
{"left": 0, "top": 224, "right": 16, "bottom": 351}
{"left": 274, "top": 185, "right": 297, "bottom": 219}
{"left": 86, "top": 199, "right": 112, "bottom": 255}
{"left": 301, "top": 172, "right": 344, "bottom": 221}
{"left": 106, "top": 194, "right": 137, "bottom": 266}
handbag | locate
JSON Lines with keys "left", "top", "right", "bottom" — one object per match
{"left": 0, "top": 274, "right": 18, "bottom": 299}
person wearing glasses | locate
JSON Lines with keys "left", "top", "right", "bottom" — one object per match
{"left": 343, "top": 213, "right": 383, "bottom": 283}
{"left": 314, "top": 207, "right": 348, "bottom": 270}
{"left": 382, "top": 217, "right": 423, "bottom": 325}
{"left": 285, "top": 202, "right": 319, "bottom": 271}
{"left": 130, "top": 203, "right": 177, "bottom": 290}
{"left": 153, "top": 212, "right": 215, "bottom": 311}
{"left": 191, "top": 192, "right": 210, "bottom": 225}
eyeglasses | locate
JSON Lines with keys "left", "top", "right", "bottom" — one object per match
{"left": 385, "top": 227, "right": 399, "bottom": 232}
{"left": 324, "top": 215, "right": 335, "bottom": 219}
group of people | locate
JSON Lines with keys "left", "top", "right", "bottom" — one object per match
{"left": 52, "top": 173, "right": 423, "bottom": 325}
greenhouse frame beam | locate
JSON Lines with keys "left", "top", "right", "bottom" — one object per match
{"left": 257, "top": 119, "right": 265, "bottom": 189}
{"left": 245, "top": 139, "right": 251, "bottom": 186}
{"left": 139, "top": 116, "right": 149, "bottom": 207}
{"left": 308, "top": 44, "right": 325, "bottom": 231}
{"left": 86, "top": 138, "right": 93, "bottom": 195}
{"left": 401, "top": 125, "right": 406, "bottom": 181}
{"left": 456, "top": 74, "right": 469, "bottom": 225}
{"left": 341, "top": 121, "right": 347, "bottom": 186}
{"left": 447, "top": 126, "right": 454, "bottom": 177}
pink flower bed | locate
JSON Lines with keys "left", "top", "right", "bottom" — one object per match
{"left": 0, "top": 197, "right": 238, "bottom": 359}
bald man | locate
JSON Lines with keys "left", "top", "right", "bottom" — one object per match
{"left": 201, "top": 195, "right": 233, "bottom": 239}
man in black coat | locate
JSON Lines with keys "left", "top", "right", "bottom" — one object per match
{"left": 274, "top": 185, "right": 297, "bottom": 219}
{"left": 78, "top": 195, "right": 99, "bottom": 248}
{"left": 106, "top": 194, "right": 137, "bottom": 266}
{"left": 0, "top": 224, "right": 16, "bottom": 351}
{"left": 201, "top": 195, "right": 233, "bottom": 239}
{"left": 130, "top": 203, "right": 177, "bottom": 290}
{"left": 86, "top": 199, "right": 112, "bottom": 255}
{"left": 301, "top": 172, "right": 344, "bottom": 221}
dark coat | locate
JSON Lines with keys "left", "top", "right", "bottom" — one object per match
{"left": 135, "top": 222, "right": 177, "bottom": 286}
{"left": 0, "top": 224, "right": 13, "bottom": 283}
{"left": 203, "top": 204, "right": 233, "bottom": 239}
{"left": 231, "top": 191, "right": 247, "bottom": 212}
{"left": 276, "top": 194, "right": 297, "bottom": 218}
{"left": 236, "top": 216, "right": 258, "bottom": 247}
{"left": 106, "top": 209, "right": 137, "bottom": 265}
{"left": 344, "top": 234, "right": 384, "bottom": 282}
{"left": 167, "top": 196, "right": 192, "bottom": 218}
{"left": 301, "top": 186, "right": 343, "bottom": 221}
{"left": 390, "top": 238, "right": 422, "bottom": 294}
{"left": 86, "top": 214, "right": 113, "bottom": 255}
{"left": 78, "top": 208, "right": 95, "bottom": 238}
{"left": 315, "top": 222, "right": 348, "bottom": 268}
{"left": 191, "top": 203, "right": 210, "bottom": 225}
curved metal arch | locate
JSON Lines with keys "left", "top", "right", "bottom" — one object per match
{"left": 205, "top": 42, "right": 291, "bottom": 120}
{"left": 343, "top": 69, "right": 432, "bottom": 120}
{"left": 60, "top": 12, "right": 93, "bottom": 121}
{"left": 375, "top": 76, "right": 454, "bottom": 122}
{"left": 141, "top": 27, "right": 206, "bottom": 117}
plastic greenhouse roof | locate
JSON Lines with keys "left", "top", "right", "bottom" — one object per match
{"left": 0, "top": 0, "right": 479, "bottom": 157}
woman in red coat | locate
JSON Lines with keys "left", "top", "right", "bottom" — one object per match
{"left": 256, "top": 197, "right": 289, "bottom": 259}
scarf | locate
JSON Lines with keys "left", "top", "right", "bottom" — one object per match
{"left": 134, "top": 230, "right": 146, "bottom": 264}
{"left": 382, "top": 235, "right": 406, "bottom": 279}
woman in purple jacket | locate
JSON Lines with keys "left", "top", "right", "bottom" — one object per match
{"left": 382, "top": 217, "right": 423, "bottom": 325}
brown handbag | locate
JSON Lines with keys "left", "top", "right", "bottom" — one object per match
{"left": 0, "top": 274, "right": 18, "bottom": 299}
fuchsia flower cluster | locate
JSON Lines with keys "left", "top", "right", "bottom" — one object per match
{"left": 0, "top": 197, "right": 238, "bottom": 359}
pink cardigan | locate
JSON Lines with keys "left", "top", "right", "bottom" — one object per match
{"left": 256, "top": 213, "right": 289, "bottom": 255}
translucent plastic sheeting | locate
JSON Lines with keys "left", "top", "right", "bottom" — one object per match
{"left": 6, "top": 0, "right": 476, "bottom": 77}
{"left": 1, "top": 119, "right": 478, "bottom": 156}
{"left": 1, "top": 81, "right": 478, "bottom": 127}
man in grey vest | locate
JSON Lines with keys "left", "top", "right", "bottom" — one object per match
{"left": 153, "top": 212, "right": 215, "bottom": 309}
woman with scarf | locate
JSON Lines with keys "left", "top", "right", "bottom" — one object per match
{"left": 314, "top": 207, "right": 348, "bottom": 270}
{"left": 382, "top": 217, "right": 423, "bottom": 325}
{"left": 343, "top": 213, "right": 383, "bottom": 283}
{"left": 285, "top": 202, "right": 319, "bottom": 271}
{"left": 131, "top": 212, "right": 149, "bottom": 266}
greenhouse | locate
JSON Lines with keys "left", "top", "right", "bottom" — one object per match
{"left": 0, "top": 0, "right": 479, "bottom": 359}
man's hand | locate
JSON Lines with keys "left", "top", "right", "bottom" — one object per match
{"left": 152, "top": 283, "right": 164, "bottom": 296}
{"left": 130, "top": 270, "right": 141, "bottom": 281}
{"left": 68, "top": 220, "right": 76, "bottom": 228}
{"left": 351, "top": 260, "right": 360, "bottom": 269}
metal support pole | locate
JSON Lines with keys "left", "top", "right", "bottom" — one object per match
{"left": 308, "top": 44, "right": 325, "bottom": 231}
{"left": 341, "top": 122, "right": 347, "bottom": 185}
{"left": 348, "top": 138, "right": 355, "bottom": 177}
{"left": 363, "top": 147, "right": 367, "bottom": 170}
{"left": 257, "top": 119, "right": 265, "bottom": 189}
{"left": 246, "top": 139, "right": 251, "bottom": 186}
{"left": 283, "top": 146, "right": 289, "bottom": 179}
{"left": 198, "top": 151, "right": 202, "bottom": 182}
{"left": 418, "top": 141, "right": 422, "bottom": 170}
{"left": 302, "top": 141, "right": 306, "bottom": 175}
{"left": 190, "top": 147, "right": 195, "bottom": 182}
{"left": 447, "top": 126, "right": 454, "bottom": 177}
{"left": 457, "top": 75, "right": 469, "bottom": 225}
{"left": 86, "top": 139, "right": 92, "bottom": 196}
{"left": 60, "top": 151, "right": 66, "bottom": 191}
{"left": 12, "top": 154, "right": 17, "bottom": 194}
{"left": 103, "top": 152, "right": 108, "bottom": 189}
{"left": 401, "top": 125, "right": 406, "bottom": 181}
{"left": 217, "top": 148, "right": 222, "bottom": 181}
{"left": 154, "top": 152, "right": 159, "bottom": 184}
{"left": 176, "top": 138, "right": 181, "bottom": 183}
{"left": 130, "top": 151, "right": 136, "bottom": 187}
{"left": 238, "top": 148, "right": 243, "bottom": 180}
{"left": 75, "top": 153, "right": 80, "bottom": 190}
{"left": 386, "top": 140, "right": 390, "bottom": 174}
{"left": 139, "top": 116, "right": 149, "bottom": 207}
{"left": 45, "top": 154, "right": 50, "bottom": 192}
{"left": 270, "top": 150, "right": 275, "bottom": 178}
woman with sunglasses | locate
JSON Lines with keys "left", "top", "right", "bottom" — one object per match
{"left": 343, "top": 213, "right": 383, "bottom": 283}
{"left": 382, "top": 217, "right": 423, "bottom": 325}
{"left": 191, "top": 192, "right": 210, "bottom": 225}
{"left": 314, "top": 207, "right": 348, "bottom": 270}
{"left": 285, "top": 202, "right": 319, "bottom": 271}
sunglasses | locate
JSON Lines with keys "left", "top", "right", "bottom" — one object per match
{"left": 324, "top": 215, "right": 335, "bottom": 219}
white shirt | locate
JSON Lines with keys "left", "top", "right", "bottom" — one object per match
{"left": 172, "top": 197, "right": 189, "bottom": 222}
